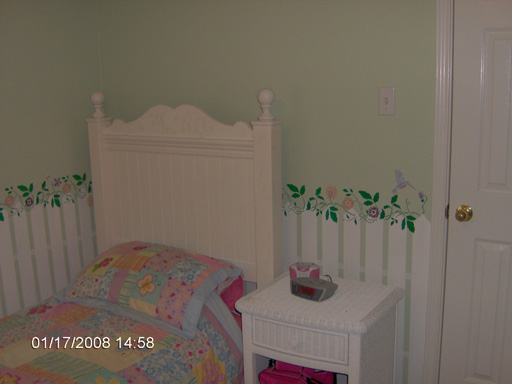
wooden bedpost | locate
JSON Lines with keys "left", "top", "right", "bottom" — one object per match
{"left": 252, "top": 88, "right": 283, "bottom": 287}
{"left": 86, "top": 92, "right": 112, "bottom": 254}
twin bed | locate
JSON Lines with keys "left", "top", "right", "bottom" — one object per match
{"left": 0, "top": 89, "right": 283, "bottom": 383}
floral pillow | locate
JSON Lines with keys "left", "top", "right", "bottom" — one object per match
{"left": 64, "top": 241, "right": 242, "bottom": 339}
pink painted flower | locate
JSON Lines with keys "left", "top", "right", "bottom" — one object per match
{"left": 4, "top": 195, "right": 14, "bottom": 207}
{"left": 62, "top": 183, "right": 71, "bottom": 194}
{"left": 325, "top": 185, "right": 338, "bottom": 200}
{"left": 342, "top": 197, "right": 354, "bottom": 210}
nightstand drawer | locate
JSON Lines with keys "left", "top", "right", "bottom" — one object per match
{"left": 252, "top": 316, "right": 349, "bottom": 365}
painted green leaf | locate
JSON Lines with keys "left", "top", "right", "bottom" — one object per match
{"left": 373, "top": 192, "right": 379, "bottom": 203}
{"left": 0, "top": 212, "right": 3, "bottom": 222}
{"left": 315, "top": 187, "right": 321, "bottom": 196}
{"left": 18, "top": 185, "right": 28, "bottom": 192}
{"left": 325, "top": 210, "right": 330, "bottom": 220}
{"left": 359, "top": 190, "right": 372, "bottom": 200}
{"left": 300, "top": 185, "right": 306, "bottom": 196}
{"left": 331, "top": 210, "right": 338, "bottom": 223}
{"left": 287, "top": 184, "right": 299, "bottom": 193}
{"left": 331, "top": 206, "right": 338, "bottom": 211}
{"left": 401, "top": 218, "right": 406, "bottom": 230}
{"left": 73, "top": 175, "right": 82, "bottom": 181}
{"left": 391, "top": 195, "right": 398, "bottom": 204}
{"left": 407, "top": 215, "right": 416, "bottom": 221}
{"left": 29, "top": 183, "right": 34, "bottom": 192}
{"left": 407, "top": 220, "right": 416, "bottom": 233}
{"left": 364, "top": 201, "right": 373, "bottom": 206}
{"left": 292, "top": 193, "right": 300, "bottom": 198}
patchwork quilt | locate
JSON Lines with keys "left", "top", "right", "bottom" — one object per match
{"left": 0, "top": 295, "right": 242, "bottom": 384}
{"left": 0, "top": 241, "right": 244, "bottom": 384}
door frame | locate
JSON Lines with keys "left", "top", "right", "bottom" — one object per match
{"left": 424, "top": 0, "right": 453, "bottom": 382}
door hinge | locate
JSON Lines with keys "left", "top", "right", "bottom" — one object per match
{"left": 445, "top": 204, "right": 450, "bottom": 220}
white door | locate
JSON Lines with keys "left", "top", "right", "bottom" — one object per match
{"left": 440, "top": 1, "right": 512, "bottom": 383}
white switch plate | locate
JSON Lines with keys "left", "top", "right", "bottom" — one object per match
{"left": 379, "top": 87, "right": 395, "bottom": 116}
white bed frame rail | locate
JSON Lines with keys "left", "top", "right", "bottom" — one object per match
{"left": 87, "top": 89, "right": 282, "bottom": 287}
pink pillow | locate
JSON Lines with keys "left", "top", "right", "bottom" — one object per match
{"left": 217, "top": 276, "right": 243, "bottom": 328}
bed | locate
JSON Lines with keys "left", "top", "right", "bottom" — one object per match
{"left": 0, "top": 89, "right": 283, "bottom": 383}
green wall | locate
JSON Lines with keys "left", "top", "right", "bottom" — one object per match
{"left": 0, "top": 0, "right": 100, "bottom": 188}
{"left": 1, "top": 0, "right": 436, "bottom": 217}
{"left": 97, "top": 0, "right": 436, "bottom": 217}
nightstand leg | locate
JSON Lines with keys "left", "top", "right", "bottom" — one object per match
{"left": 243, "top": 351, "right": 262, "bottom": 383}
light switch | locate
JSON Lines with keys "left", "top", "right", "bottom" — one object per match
{"left": 379, "top": 87, "right": 395, "bottom": 116}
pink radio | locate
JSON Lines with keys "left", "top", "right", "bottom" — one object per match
{"left": 289, "top": 262, "right": 320, "bottom": 279}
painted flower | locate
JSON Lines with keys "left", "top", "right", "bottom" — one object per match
{"left": 202, "top": 359, "right": 226, "bottom": 384}
{"left": 419, "top": 191, "right": 425, "bottom": 201}
{"left": 24, "top": 197, "right": 34, "bottom": 207}
{"left": 367, "top": 206, "right": 380, "bottom": 219}
{"left": 342, "top": 197, "right": 354, "bottom": 210}
{"left": 54, "top": 178, "right": 62, "bottom": 187}
{"left": 0, "top": 374, "right": 21, "bottom": 384}
{"left": 325, "top": 185, "right": 338, "bottom": 200}
{"left": 4, "top": 195, "right": 14, "bottom": 207}
{"left": 136, "top": 273, "right": 157, "bottom": 297}
{"left": 62, "top": 183, "right": 71, "bottom": 194}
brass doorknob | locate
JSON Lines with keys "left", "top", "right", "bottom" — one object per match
{"left": 455, "top": 204, "right": 473, "bottom": 222}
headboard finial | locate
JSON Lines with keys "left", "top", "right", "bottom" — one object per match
{"left": 90, "top": 92, "right": 106, "bottom": 119}
{"left": 257, "top": 88, "right": 275, "bottom": 121}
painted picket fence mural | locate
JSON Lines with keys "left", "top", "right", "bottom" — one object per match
{"left": 0, "top": 174, "right": 96, "bottom": 317}
{"left": 282, "top": 178, "right": 430, "bottom": 384}
{"left": 0, "top": 170, "right": 430, "bottom": 384}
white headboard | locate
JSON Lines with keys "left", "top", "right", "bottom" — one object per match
{"left": 86, "top": 89, "right": 282, "bottom": 287}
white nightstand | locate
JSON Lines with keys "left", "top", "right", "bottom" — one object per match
{"left": 235, "top": 273, "right": 404, "bottom": 384}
